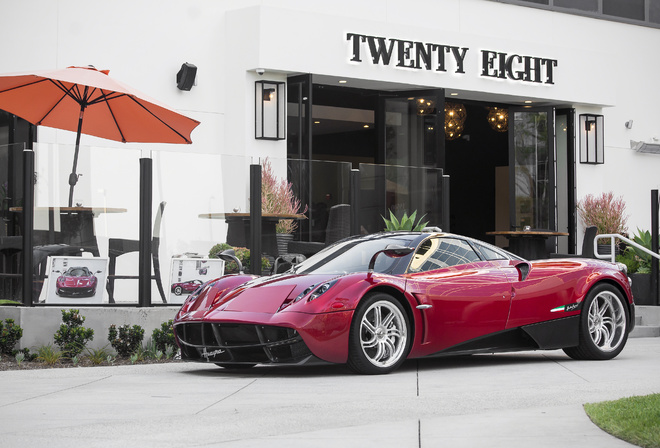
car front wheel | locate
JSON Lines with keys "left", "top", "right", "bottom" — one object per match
{"left": 563, "top": 284, "right": 629, "bottom": 360}
{"left": 347, "top": 292, "right": 411, "bottom": 375}
{"left": 174, "top": 286, "right": 182, "bottom": 295}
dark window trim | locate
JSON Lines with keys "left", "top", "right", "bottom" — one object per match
{"left": 490, "top": 0, "right": 660, "bottom": 30}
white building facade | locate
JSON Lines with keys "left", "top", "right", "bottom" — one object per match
{"left": 2, "top": 0, "right": 660, "bottom": 302}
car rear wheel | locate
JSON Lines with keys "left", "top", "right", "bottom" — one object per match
{"left": 347, "top": 293, "right": 411, "bottom": 375}
{"left": 563, "top": 284, "right": 629, "bottom": 360}
{"left": 174, "top": 286, "right": 182, "bottom": 295}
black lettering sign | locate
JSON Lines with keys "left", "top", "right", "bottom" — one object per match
{"left": 347, "top": 33, "right": 557, "bottom": 85}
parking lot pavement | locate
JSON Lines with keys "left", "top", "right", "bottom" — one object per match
{"left": 1, "top": 337, "right": 658, "bottom": 448}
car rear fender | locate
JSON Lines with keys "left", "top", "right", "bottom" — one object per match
{"left": 590, "top": 278, "right": 636, "bottom": 332}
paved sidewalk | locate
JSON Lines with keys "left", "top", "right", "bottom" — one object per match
{"left": 1, "top": 338, "right": 659, "bottom": 447}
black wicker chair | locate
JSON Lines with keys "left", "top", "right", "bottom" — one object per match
{"left": 106, "top": 201, "right": 167, "bottom": 303}
{"left": 549, "top": 226, "right": 597, "bottom": 258}
{"left": 287, "top": 204, "right": 351, "bottom": 258}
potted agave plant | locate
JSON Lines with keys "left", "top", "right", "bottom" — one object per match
{"left": 261, "top": 158, "right": 307, "bottom": 256}
{"left": 382, "top": 210, "right": 429, "bottom": 231}
{"left": 577, "top": 191, "right": 628, "bottom": 255}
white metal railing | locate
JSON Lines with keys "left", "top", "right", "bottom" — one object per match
{"left": 595, "top": 233, "right": 660, "bottom": 263}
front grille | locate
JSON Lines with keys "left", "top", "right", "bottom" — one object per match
{"left": 175, "top": 322, "right": 312, "bottom": 364}
{"left": 57, "top": 287, "right": 94, "bottom": 297}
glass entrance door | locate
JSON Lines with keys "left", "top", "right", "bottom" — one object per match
{"left": 508, "top": 107, "right": 555, "bottom": 231}
{"left": 376, "top": 90, "right": 445, "bottom": 227}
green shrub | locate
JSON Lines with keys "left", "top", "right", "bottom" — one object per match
{"left": 165, "top": 344, "right": 176, "bottom": 359}
{"left": 53, "top": 309, "right": 94, "bottom": 359}
{"left": 36, "top": 345, "right": 63, "bottom": 365}
{"left": 152, "top": 319, "right": 175, "bottom": 353}
{"left": 108, "top": 324, "right": 145, "bottom": 358}
{"left": 86, "top": 346, "right": 113, "bottom": 365}
{"left": 0, "top": 318, "right": 23, "bottom": 356}
{"left": 208, "top": 243, "right": 271, "bottom": 274}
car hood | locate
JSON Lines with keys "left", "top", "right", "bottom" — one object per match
{"left": 59, "top": 276, "right": 95, "bottom": 286}
{"left": 179, "top": 272, "right": 359, "bottom": 318}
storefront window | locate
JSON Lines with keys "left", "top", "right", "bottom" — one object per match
{"left": 512, "top": 110, "right": 551, "bottom": 230}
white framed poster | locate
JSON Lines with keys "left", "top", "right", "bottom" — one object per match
{"left": 169, "top": 257, "right": 225, "bottom": 304}
{"left": 45, "top": 256, "right": 109, "bottom": 304}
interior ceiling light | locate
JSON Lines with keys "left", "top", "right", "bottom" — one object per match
{"left": 450, "top": 92, "right": 459, "bottom": 96}
{"left": 487, "top": 107, "right": 508, "bottom": 133}
{"left": 524, "top": 100, "right": 533, "bottom": 104}
{"left": 444, "top": 102, "right": 466, "bottom": 140}
{"left": 417, "top": 98, "right": 437, "bottom": 115}
{"left": 339, "top": 80, "right": 347, "bottom": 84}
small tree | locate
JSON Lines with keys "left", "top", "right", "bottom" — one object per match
{"left": 152, "top": 319, "right": 175, "bottom": 353}
{"left": 54, "top": 309, "right": 94, "bottom": 359}
{"left": 108, "top": 324, "right": 145, "bottom": 358}
{"left": 0, "top": 318, "right": 23, "bottom": 356}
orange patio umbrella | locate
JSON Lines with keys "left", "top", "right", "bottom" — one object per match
{"left": 0, "top": 65, "right": 200, "bottom": 206}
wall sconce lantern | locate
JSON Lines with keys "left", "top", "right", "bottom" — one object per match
{"left": 255, "top": 80, "right": 285, "bottom": 140}
{"left": 580, "top": 114, "right": 604, "bottom": 164}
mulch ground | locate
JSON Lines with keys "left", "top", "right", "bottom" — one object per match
{"left": 0, "top": 353, "right": 178, "bottom": 371}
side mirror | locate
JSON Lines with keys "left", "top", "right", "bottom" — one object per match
{"left": 368, "top": 245, "right": 414, "bottom": 273}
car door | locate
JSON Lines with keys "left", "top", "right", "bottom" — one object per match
{"left": 404, "top": 236, "right": 513, "bottom": 356}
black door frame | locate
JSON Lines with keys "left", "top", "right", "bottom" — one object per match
{"left": 508, "top": 106, "right": 556, "bottom": 231}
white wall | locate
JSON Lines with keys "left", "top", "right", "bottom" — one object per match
{"left": 3, "top": 0, "right": 660, "bottom": 265}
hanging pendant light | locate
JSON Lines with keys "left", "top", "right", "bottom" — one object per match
{"left": 445, "top": 102, "right": 466, "bottom": 140}
{"left": 487, "top": 107, "right": 508, "bottom": 132}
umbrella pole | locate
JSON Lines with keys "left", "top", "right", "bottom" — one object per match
{"left": 68, "top": 107, "right": 85, "bottom": 207}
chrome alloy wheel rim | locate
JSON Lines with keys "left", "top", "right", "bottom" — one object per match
{"left": 360, "top": 300, "right": 407, "bottom": 368}
{"left": 588, "top": 291, "right": 626, "bottom": 352}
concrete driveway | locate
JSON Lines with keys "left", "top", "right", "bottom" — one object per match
{"left": 1, "top": 338, "right": 659, "bottom": 447}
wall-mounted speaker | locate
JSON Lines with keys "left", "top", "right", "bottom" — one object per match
{"left": 176, "top": 63, "right": 197, "bottom": 91}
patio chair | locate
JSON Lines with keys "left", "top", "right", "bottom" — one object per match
{"left": 0, "top": 236, "right": 23, "bottom": 299}
{"left": 288, "top": 204, "right": 351, "bottom": 257}
{"left": 106, "top": 201, "right": 167, "bottom": 303}
{"left": 549, "top": 226, "right": 596, "bottom": 259}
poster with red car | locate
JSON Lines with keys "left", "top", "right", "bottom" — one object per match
{"left": 44, "top": 256, "right": 109, "bottom": 304}
{"left": 168, "top": 257, "right": 225, "bottom": 304}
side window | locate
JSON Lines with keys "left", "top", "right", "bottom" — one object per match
{"left": 474, "top": 242, "right": 508, "bottom": 261}
{"left": 409, "top": 237, "right": 481, "bottom": 273}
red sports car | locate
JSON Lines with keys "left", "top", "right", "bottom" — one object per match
{"left": 173, "top": 231, "right": 635, "bottom": 374}
{"left": 171, "top": 279, "right": 204, "bottom": 296}
{"left": 55, "top": 266, "right": 99, "bottom": 298}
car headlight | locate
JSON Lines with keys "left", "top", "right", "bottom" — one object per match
{"left": 308, "top": 280, "right": 338, "bottom": 301}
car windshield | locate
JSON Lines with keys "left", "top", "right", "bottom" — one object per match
{"left": 293, "top": 234, "right": 418, "bottom": 275}
{"left": 65, "top": 267, "right": 90, "bottom": 277}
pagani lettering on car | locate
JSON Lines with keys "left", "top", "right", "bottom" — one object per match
{"left": 173, "top": 231, "right": 635, "bottom": 374}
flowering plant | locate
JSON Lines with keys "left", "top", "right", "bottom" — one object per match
{"left": 577, "top": 191, "right": 628, "bottom": 235}
{"left": 261, "top": 158, "right": 307, "bottom": 234}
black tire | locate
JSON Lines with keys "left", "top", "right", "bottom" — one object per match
{"left": 563, "top": 283, "right": 629, "bottom": 360}
{"left": 215, "top": 363, "right": 256, "bottom": 370}
{"left": 174, "top": 286, "right": 182, "bottom": 296}
{"left": 347, "top": 292, "right": 412, "bottom": 375}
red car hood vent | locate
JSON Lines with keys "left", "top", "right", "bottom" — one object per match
{"left": 223, "top": 284, "right": 297, "bottom": 314}
{"left": 63, "top": 277, "right": 91, "bottom": 286}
